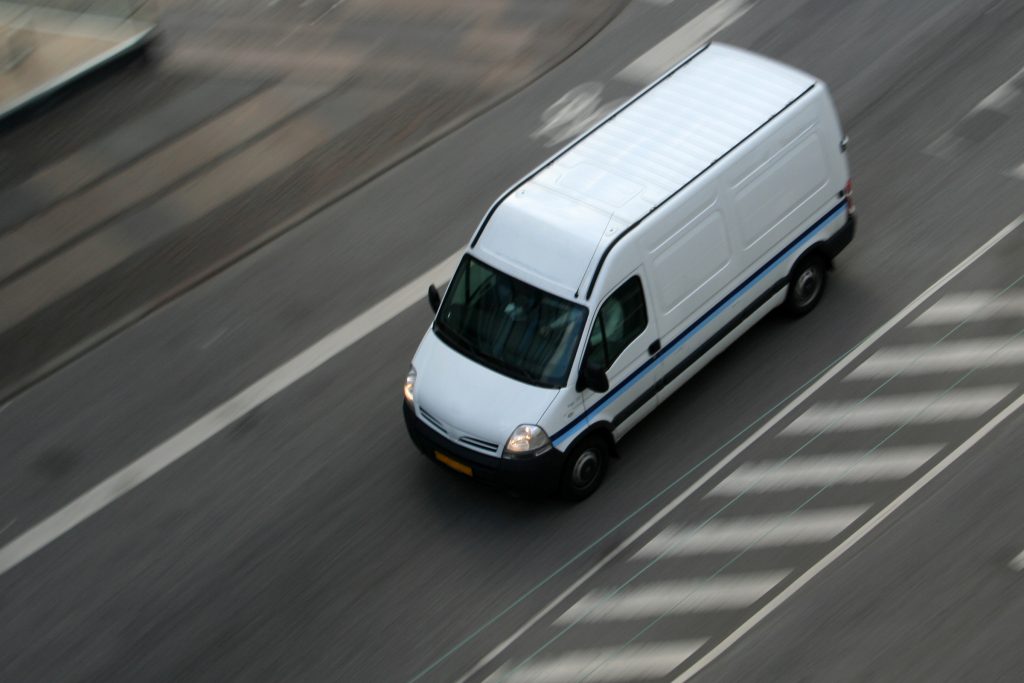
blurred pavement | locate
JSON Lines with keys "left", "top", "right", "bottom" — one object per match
{"left": 0, "top": 0, "right": 623, "bottom": 400}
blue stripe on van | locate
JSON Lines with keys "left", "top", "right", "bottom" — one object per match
{"left": 551, "top": 199, "right": 848, "bottom": 449}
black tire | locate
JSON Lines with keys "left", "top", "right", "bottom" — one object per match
{"left": 783, "top": 253, "right": 827, "bottom": 318}
{"left": 559, "top": 436, "right": 609, "bottom": 501}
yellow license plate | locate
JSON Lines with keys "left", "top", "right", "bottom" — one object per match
{"left": 435, "top": 451, "right": 473, "bottom": 477}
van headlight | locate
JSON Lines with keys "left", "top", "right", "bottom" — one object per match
{"left": 503, "top": 424, "right": 552, "bottom": 459}
{"left": 403, "top": 366, "right": 416, "bottom": 404}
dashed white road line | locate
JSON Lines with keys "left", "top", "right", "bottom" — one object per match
{"left": 676, "top": 391, "right": 1024, "bottom": 681}
{"left": 0, "top": 251, "right": 461, "bottom": 577}
{"left": 706, "top": 446, "right": 941, "bottom": 495}
{"left": 484, "top": 641, "right": 706, "bottom": 683}
{"left": 452, "top": 216, "right": 1022, "bottom": 683}
{"left": 781, "top": 386, "right": 1015, "bottom": 435}
{"left": 846, "top": 338, "right": 1024, "bottom": 379}
{"left": 912, "top": 291, "right": 1024, "bottom": 325}
{"left": 633, "top": 507, "right": 868, "bottom": 558}
{"left": 556, "top": 571, "right": 789, "bottom": 623}
{"left": 616, "top": 0, "right": 752, "bottom": 83}
{"left": 1010, "top": 549, "right": 1024, "bottom": 571}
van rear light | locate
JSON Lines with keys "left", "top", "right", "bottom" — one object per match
{"left": 843, "top": 179, "right": 854, "bottom": 213}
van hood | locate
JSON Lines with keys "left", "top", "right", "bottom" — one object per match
{"left": 412, "top": 329, "right": 560, "bottom": 458}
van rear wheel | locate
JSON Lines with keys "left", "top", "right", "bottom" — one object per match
{"left": 784, "top": 254, "right": 827, "bottom": 318}
{"left": 559, "top": 437, "right": 608, "bottom": 501}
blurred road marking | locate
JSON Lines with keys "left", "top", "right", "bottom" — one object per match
{"left": 846, "top": 338, "right": 1024, "bottom": 379}
{"left": 556, "top": 572, "right": 788, "bottom": 624}
{"left": 706, "top": 446, "right": 940, "bottom": 496}
{"left": 0, "top": 251, "right": 461, "bottom": 577}
{"left": 1011, "top": 550, "right": 1024, "bottom": 571}
{"left": 1013, "top": 163, "right": 1024, "bottom": 181}
{"left": 484, "top": 641, "right": 706, "bottom": 683}
{"left": 780, "top": 386, "right": 1015, "bottom": 435}
{"left": 452, "top": 216, "right": 1023, "bottom": 683}
{"left": 676, "top": 391, "right": 1024, "bottom": 681}
{"left": 0, "top": 85, "right": 408, "bottom": 335}
{"left": 912, "top": 291, "right": 1024, "bottom": 325}
{"left": 530, "top": 0, "right": 752, "bottom": 145}
{"left": 0, "top": 82, "right": 330, "bottom": 283}
{"left": 633, "top": 507, "right": 868, "bottom": 558}
{"left": 0, "top": 80, "right": 260, "bottom": 233}
{"left": 616, "top": 0, "right": 752, "bottom": 84}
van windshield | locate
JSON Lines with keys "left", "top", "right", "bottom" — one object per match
{"left": 434, "top": 255, "right": 587, "bottom": 388}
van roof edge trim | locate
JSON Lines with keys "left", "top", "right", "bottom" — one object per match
{"left": 468, "top": 43, "right": 713, "bottom": 249}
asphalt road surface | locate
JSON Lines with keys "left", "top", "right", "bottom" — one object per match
{"left": 3, "top": 0, "right": 1024, "bottom": 681}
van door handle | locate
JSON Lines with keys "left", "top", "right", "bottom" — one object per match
{"left": 648, "top": 339, "right": 661, "bottom": 356}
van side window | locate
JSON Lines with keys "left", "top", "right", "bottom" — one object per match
{"left": 587, "top": 276, "right": 648, "bottom": 372}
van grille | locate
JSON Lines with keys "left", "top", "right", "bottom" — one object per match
{"left": 458, "top": 435, "right": 500, "bottom": 453}
{"left": 419, "top": 407, "right": 447, "bottom": 435}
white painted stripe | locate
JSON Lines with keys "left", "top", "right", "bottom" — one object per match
{"left": 616, "top": 0, "right": 752, "bottom": 83}
{"left": 780, "top": 386, "right": 1015, "bottom": 435}
{"left": 912, "top": 291, "right": 1024, "bottom": 325}
{"left": 676, "top": 391, "right": 1024, "bottom": 682}
{"left": 555, "top": 572, "right": 789, "bottom": 623}
{"left": 847, "top": 338, "right": 1024, "bottom": 379}
{"left": 450, "top": 216, "right": 1023, "bottom": 683}
{"left": 973, "top": 65, "right": 1024, "bottom": 113}
{"left": 0, "top": 251, "right": 461, "bottom": 577}
{"left": 1011, "top": 162, "right": 1024, "bottom": 182}
{"left": 484, "top": 641, "right": 705, "bottom": 683}
{"left": 633, "top": 507, "right": 867, "bottom": 558}
{"left": 1010, "top": 550, "right": 1024, "bottom": 571}
{"left": 706, "top": 446, "right": 940, "bottom": 496}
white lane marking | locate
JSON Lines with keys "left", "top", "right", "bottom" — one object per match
{"left": 706, "top": 446, "right": 941, "bottom": 496}
{"left": 0, "top": 251, "right": 462, "bottom": 577}
{"left": 531, "top": 83, "right": 626, "bottom": 148}
{"left": 616, "top": 0, "right": 752, "bottom": 83}
{"left": 483, "top": 641, "right": 706, "bottom": 683}
{"left": 1010, "top": 550, "right": 1024, "bottom": 571}
{"left": 846, "top": 338, "right": 1024, "bottom": 379}
{"left": 453, "top": 216, "right": 1023, "bottom": 683}
{"left": 780, "top": 386, "right": 1015, "bottom": 435}
{"left": 555, "top": 571, "right": 789, "bottom": 624}
{"left": 676, "top": 391, "right": 1024, "bottom": 681}
{"left": 1011, "top": 162, "right": 1024, "bottom": 182}
{"left": 974, "top": 65, "right": 1024, "bottom": 113}
{"left": 633, "top": 507, "right": 868, "bottom": 558}
{"left": 912, "top": 291, "right": 1024, "bottom": 325}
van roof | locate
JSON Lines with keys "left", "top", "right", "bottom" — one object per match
{"left": 472, "top": 43, "right": 817, "bottom": 300}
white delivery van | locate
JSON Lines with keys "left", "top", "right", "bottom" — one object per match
{"left": 403, "top": 43, "right": 855, "bottom": 500}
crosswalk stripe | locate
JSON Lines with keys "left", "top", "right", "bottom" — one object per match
{"left": 846, "top": 338, "right": 1024, "bottom": 379}
{"left": 912, "top": 291, "right": 1024, "bottom": 325}
{"left": 706, "top": 446, "right": 941, "bottom": 495}
{"left": 555, "top": 571, "right": 789, "bottom": 624}
{"left": 633, "top": 507, "right": 868, "bottom": 558}
{"left": 780, "top": 386, "right": 1015, "bottom": 435}
{"left": 483, "top": 641, "right": 706, "bottom": 683}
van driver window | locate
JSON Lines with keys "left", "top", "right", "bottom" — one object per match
{"left": 587, "top": 276, "right": 648, "bottom": 372}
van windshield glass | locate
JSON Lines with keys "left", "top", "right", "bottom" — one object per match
{"left": 434, "top": 256, "right": 587, "bottom": 388}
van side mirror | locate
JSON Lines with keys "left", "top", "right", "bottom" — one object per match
{"left": 427, "top": 284, "right": 441, "bottom": 313}
{"left": 577, "top": 363, "right": 609, "bottom": 393}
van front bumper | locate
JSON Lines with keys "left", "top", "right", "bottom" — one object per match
{"left": 403, "top": 402, "right": 565, "bottom": 495}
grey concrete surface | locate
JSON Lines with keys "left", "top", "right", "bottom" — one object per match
{"left": 1, "top": 0, "right": 1024, "bottom": 681}
{"left": 695, "top": 408, "right": 1024, "bottom": 683}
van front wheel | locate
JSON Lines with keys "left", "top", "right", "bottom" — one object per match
{"left": 559, "top": 437, "right": 608, "bottom": 501}
{"left": 784, "top": 254, "right": 827, "bottom": 318}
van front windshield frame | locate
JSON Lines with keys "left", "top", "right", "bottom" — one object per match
{"left": 433, "top": 255, "right": 588, "bottom": 389}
